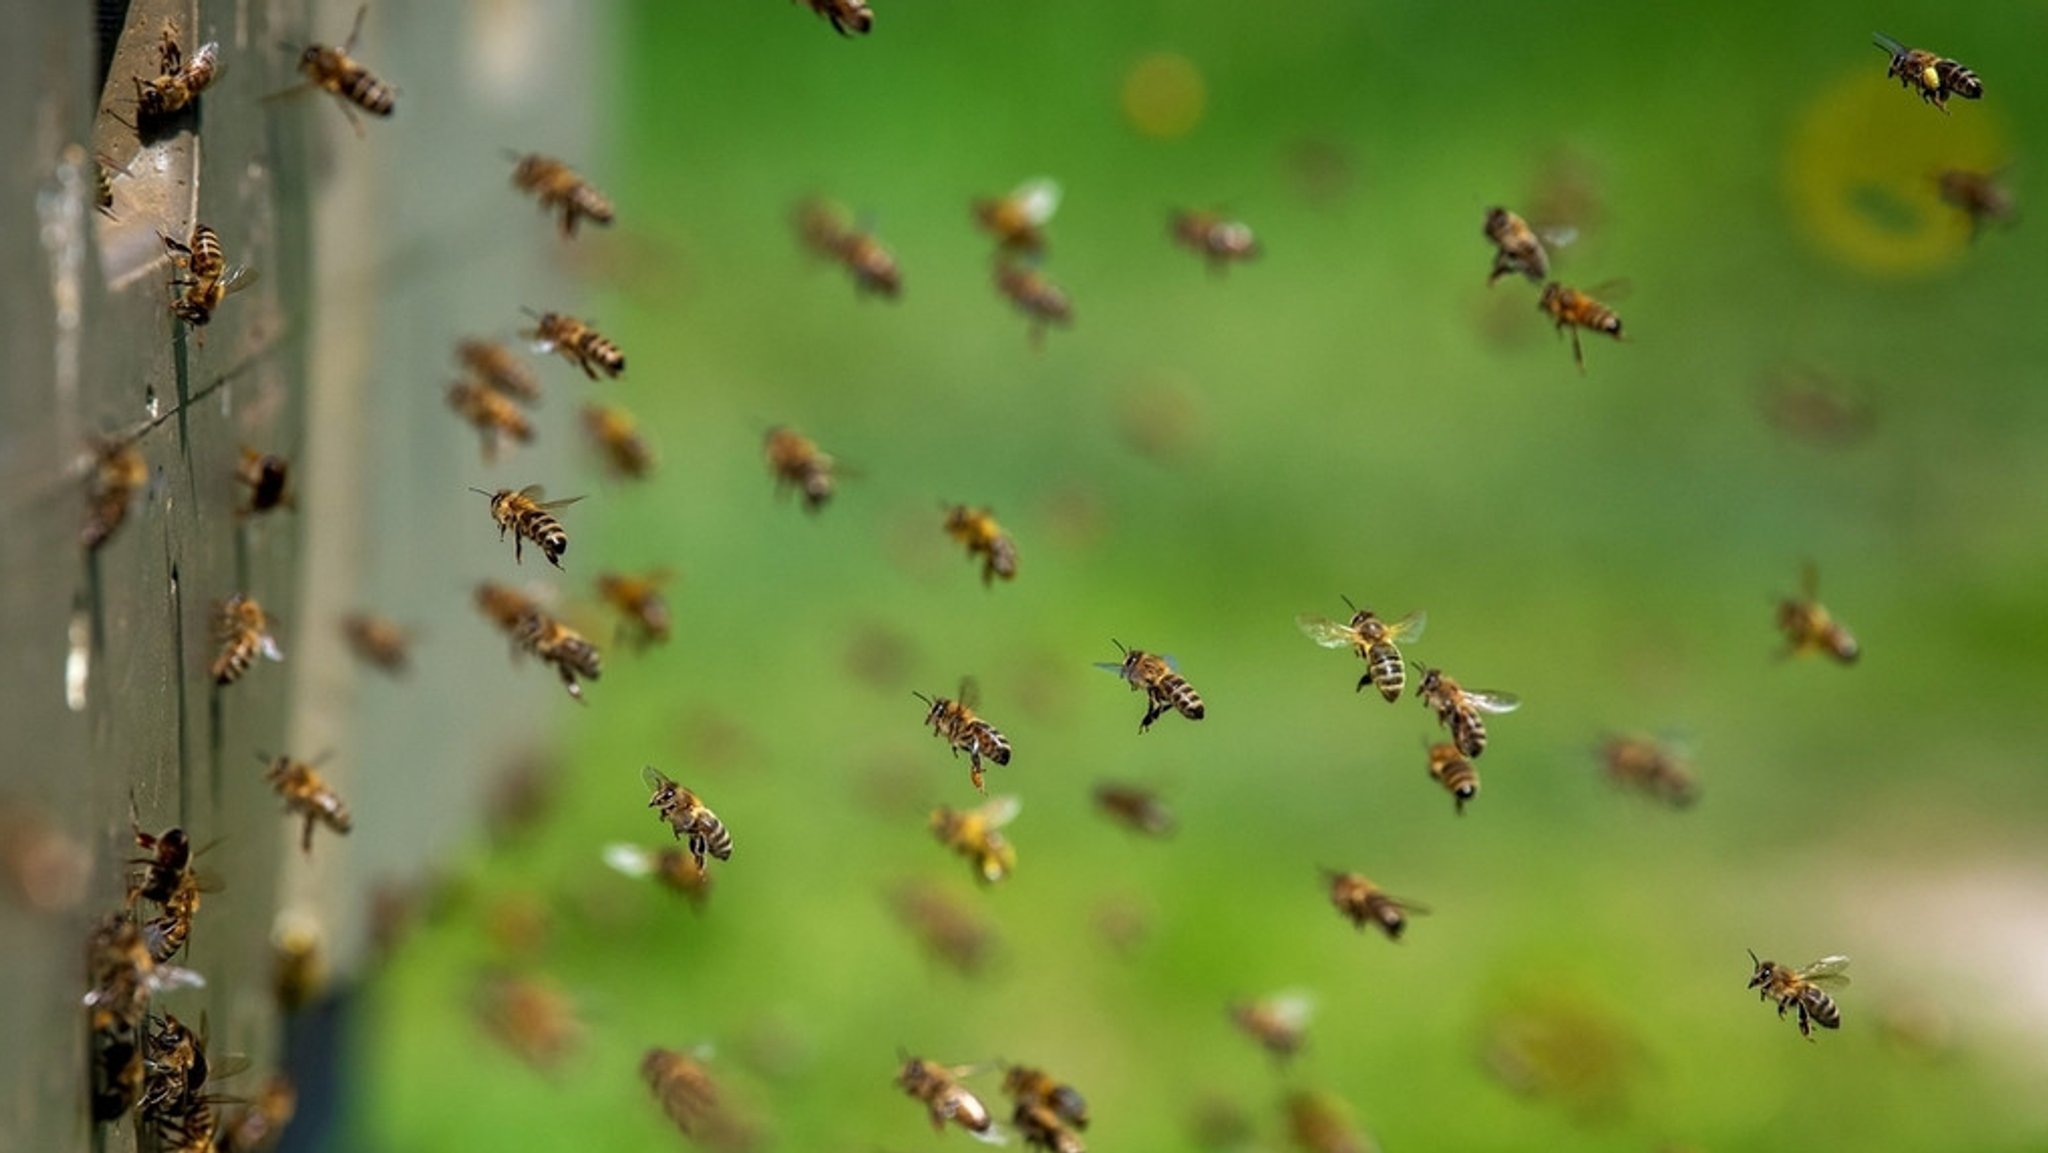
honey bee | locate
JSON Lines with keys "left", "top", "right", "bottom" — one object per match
{"left": 475, "top": 971, "right": 584, "bottom": 1072}
{"left": 1229, "top": 990, "right": 1314, "bottom": 1061}
{"left": 583, "top": 403, "right": 655, "bottom": 479}
{"left": 797, "top": 0, "right": 873, "bottom": 36}
{"left": 604, "top": 843, "right": 713, "bottom": 908}
{"left": 83, "top": 436, "right": 148, "bottom": 551}
{"left": 456, "top": 339, "right": 543, "bottom": 404}
{"left": 448, "top": 380, "right": 534, "bottom": 463}
{"left": 1936, "top": 168, "right": 2016, "bottom": 240}
{"left": 1323, "top": 870, "right": 1427, "bottom": 941}
{"left": 915, "top": 677, "right": 1012, "bottom": 792}
{"left": 513, "top": 610, "right": 602, "bottom": 701}
{"left": 897, "top": 1055, "right": 999, "bottom": 1140}
{"left": 1286, "top": 1090, "right": 1376, "bottom": 1153}
{"left": 160, "top": 224, "right": 255, "bottom": 330}
{"left": 763, "top": 426, "right": 838, "bottom": 512}
{"left": 1483, "top": 207, "right": 1549, "bottom": 285}
{"left": 474, "top": 484, "right": 584, "bottom": 568}
{"left": 234, "top": 448, "right": 293, "bottom": 518}
{"left": 127, "top": 821, "right": 195, "bottom": 908}
{"left": 974, "top": 178, "right": 1061, "bottom": 254}
{"left": 134, "top": 21, "right": 220, "bottom": 122}
{"left": 1171, "top": 210, "right": 1261, "bottom": 273}
{"left": 1425, "top": 741, "right": 1479, "bottom": 815}
{"left": 84, "top": 916, "right": 204, "bottom": 1121}
{"left": 930, "top": 795, "right": 1021, "bottom": 884}
{"left": 1092, "top": 782, "right": 1176, "bottom": 837}
{"left": 339, "top": 613, "right": 411, "bottom": 675}
{"left": 1874, "top": 33, "right": 1981, "bottom": 114}
{"left": 890, "top": 882, "right": 996, "bottom": 975}
{"left": 1414, "top": 665, "right": 1519, "bottom": 758}
{"left": 1095, "top": 641, "right": 1206, "bottom": 733}
{"left": 474, "top": 581, "right": 543, "bottom": 634}
{"left": 942, "top": 504, "right": 1018, "bottom": 584}
{"left": 1537, "top": 281, "right": 1623, "bottom": 373}
{"left": 795, "top": 198, "right": 902, "bottom": 297}
{"left": 1003, "top": 1066, "right": 1088, "bottom": 1131}
{"left": 95, "top": 153, "right": 121, "bottom": 219}
{"left": 523, "top": 308, "right": 625, "bottom": 380}
{"left": 211, "top": 594, "right": 283, "bottom": 685}
{"left": 221, "top": 1076, "right": 296, "bottom": 1153}
{"left": 143, "top": 872, "right": 204, "bottom": 961}
{"left": 1597, "top": 733, "right": 1698, "bottom": 808}
{"left": 643, "top": 1047, "right": 760, "bottom": 1153}
{"left": 271, "top": 913, "right": 325, "bottom": 1011}
{"left": 642, "top": 766, "right": 733, "bottom": 871}
{"left": 1296, "top": 600, "right": 1427, "bottom": 702}
{"left": 994, "top": 261, "right": 1073, "bottom": 346}
{"left": 139, "top": 1012, "right": 210, "bottom": 1118}
{"left": 1012, "top": 1099, "right": 1085, "bottom": 1153}
{"left": 1747, "top": 952, "right": 1850, "bottom": 1038}
{"left": 283, "top": 5, "right": 395, "bottom": 134}
{"left": 597, "top": 569, "right": 674, "bottom": 649}
{"left": 1776, "top": 563, "right": 1859, "bottom": 664}
{"left": 262, "top": 754, "right": 352, "bottom": 854}
{"left": 507, "top": 151, "right": 614, "bottom": 237}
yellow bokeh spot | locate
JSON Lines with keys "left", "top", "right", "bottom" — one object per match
{"left": 1122, "top": 52, "right": 1206, "bottom": 140}
{"left": 1783, "top": 69, "right": 2009, "bottom": 278}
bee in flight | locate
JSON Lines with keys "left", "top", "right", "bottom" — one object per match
{"left": 523, "top": 308, "right": 625, "bottom": 380}
{"left": 797, "top": 0, "right": 873, "bottom": 36}
{"left": 1776, "top": 562, "right": 1858, "bottom": 664}
{"left": 1538, "top": 281, "right": 1624, "bottom": 373}
{"left": 931, "top": 795, "right": 1021, "bottom": 884}
{"left": 1597, "top": 733, "right": 1697, "bottom": 808}
{"left": 515, "top": 610, "right": 602, "bottom": 701}
{"left": 235, "top": 448, "right": 294, "bottom": 518}
{"left": 340, "top": 612, "right": 411, "bottom": 675}
{"left": 475, "top": 970, "right": 585, "bottom": 1072}
{"left": 891, "top": 882, "right": 996, "bottom": 975}
{"left": 1748, "top": 952, "right": 1849, "bottom": 1038}
{"left": 896, "top": 1054, "right": 1000, "bottom": 1141}
{"left": 133, "top": 19, "right": 219, "bottom": 122}
{"left": 1286, "top": 1090, "right": 1375, "bottom": 1153}
{"left": 1096, "top": 641, "right": 1205, "bottom": 733}
{"left": 262, "top": 754, "right": 352, "bottom": 854}
{"left": 1936, "top": 168, "right": 2016, "bottom": 241}
{"left": 994, "top": 261, "right": 1074, "bottom": 347}
{"left": 159, "top": 224, "right": 255, "bottom": 332}
{"left": 916, "top": 677, "right": 1012, "bottom": 792}
{"left": 642, "top": 766, "right": 733, "bottom": 871}
{"left": 604, "top": 842, "right": 713, "bottom": 908}
{"left": 1092, "top": 782, "right": 1176, "bottom": 837}
{"left": 507, "top": 151, "right": 614, "bottom": 237}
{"left": 583, "top": 403, "right": 655, "bottom": 479}
{"left": 1229, "top": 990, "right": 1314, "bottom": 1061}
{"left": 765, "top": 427, "right": 839, "bottom": 512}
{"left": 1296, "top": 599, "right": 1426, "bottom": 702}
{"left": 222, "top": 1075, "right": 297, "bottom": 1153}
{"left": 277, "top": 5, "right": 395, "bottom": 134}
{"left": 794, "top": 197, "right": 901, "bottom": 298}
{"left": 1170, "top": 210, "right": 1260, "bottom": 273}
{"left": 1483, "top": 206, "right": 1549, "bottom": 285}
{"left": 474, "top": 581, "right": 543, "bottom": 636}
{"left": 643, "top": 1046, "right": 759, "bottom": 1153}
{"left": 474, "top": 484, "right": 583, "bottom": 568}
{"left": 1874, "top": 33, "right": 1981, "bottom": 114}
{"left": 1324, "top": 869, "right": 1428, "bottom": 941}
{"left": 1414, "top": 665, "right": 1519, "bottom": 758}
{"left": 1003, "top": 1065, "right": 1089, "bottom": 1141}
{"left": 596, "top": 569, "right": 674, "bottom": 649}
{"left": 82, "top": 435, "right": 147, "bottom": 551}
{"left": 943, "top": 504, "right": 1018, "bottom": 584}
{"left": 974, "top": 177, "right": 1061, "bottom": 254}
{"left": 447, "top": 379, "right": 534, "bottom": 463}
{"left": 212, "top": 593, "right": 283, "bottom": 685}
{"left": 1426, "top": 741, "right": 1479, "bottom": 815}
{"left": 455, "top": 338, "right": 543, "bottom": 404}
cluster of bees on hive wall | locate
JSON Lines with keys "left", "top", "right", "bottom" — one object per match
{"left": 58, "top": 5, "right": 2014, "bottom": 1151}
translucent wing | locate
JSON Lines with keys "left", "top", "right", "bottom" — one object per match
{"left": 959, "top": 676, "right": 981, "bottom": 709}
{"left": 1385, "top": 609, "right": 1427, "bottom": 643}
{"left": 259, "top": 634, "right": 285, "bottom": 662}
{"left": 1536, "top": 225, "right": 1579, "bottom": 250}
{"left": 603, "top": 843, "right": 654, "bottom": 878}
{"left": 978, "top": 795, "right": 1021, "bottom": 828}
{"left": 1800, "top": 955, "right": 1852, "bottom": 986}
{"left": 1872, "top": 31, "right": 1908, "bottom": 56}
{"left": 968, "top": 1123, "right": 1010, "bottom": 1147}
{"left": 1013, "top": 177, "right": 1061, "bottom": 226}
{"left": 1296, "top": 614, "right": 1360, "bottom": 649}
{"left": 1463, "top": 689, "right": 1521, "bottom": 714}
{"left": 1092, "top": 661, "right": 1127, "bottom": 678}
{"left": 1390, "top": 896, "right": 1432, "bottom": 916}
{"left": 220, "top": 265, "right": 259, "bottom": 297}
{"left": 537, "top": 495, "right": 586, "bottom": 511}
{"left": 518, "top": 484, "right": 545, "bottom": 500}
{"left": 1266, "top": 990, "right": 1317, "bottom": 1031}
{"left": 640, "top": 765, "right": 675, "bottom": 792}
{"left": 147, "top": 963, "right": 207, "bottom": 994}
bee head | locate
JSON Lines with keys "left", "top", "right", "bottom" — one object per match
{"left": 1746, "top": 949, "right": 1772, "bottom": 985}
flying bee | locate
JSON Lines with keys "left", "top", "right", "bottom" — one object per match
{"left": 796, "top": 0, "right": 873, "bottom": 36}
{"left": 1426, "top": 741, "right": 1479, "bottom": 815}
{"left": 474, "top": 484, "right": 583, "bottom": 568}
{"left": 897, "top": 1055, "right": 999, "bottom": 1140}
{"left": 448, "top": 380, "right": 534, "bottom": 463}
{"left": 1747, "top": 952, "right": 1850, "bottom": 1038}
{"left": 211, "top": 594, "right": 283, "bottom": 686}
{"left": 340, "top": 613, "right": 411, "bottom": 675}
{"left": 1012, "top": 1099, "right": 1085, "bottom": 1153}
{"left": 1538, "top": 281, "right": 1623, "bottom": 373}
{"left": 915, "top": 677, "right": 1012, "bottom": 792}
{"left": 1171, "top": 210, "right": 1261, "bottom": 273}
{"left": 514, "top": 610, "right": 602, "bottom": 700}
{"left": 1092, "top": 782, "right": 1176, "bottom": 837}
{"left": 133, "top": 21, "right": 220, "bottom": 122}
{"left": 642, "top": 766, "right": 733, "bottom": 871}
{"left": 234, "top": 448, "right": 293, "bottom": 518}
{"left": 160, "top": 224, "right": 255, "bottom": 330}
{"left": 643, "top": 1047, "right": 760, "bottom": 1153}
{"left": 930, "top": 795, "right": 1021, "bottom": 884}
{"left": 974, "top": 177, "right": 1061, "bottom": 254}
{"left": 474, "top": 581, "right": 543, "bottom": 634}
{"left": 891, "top": 882, "right": 996, "bottom": 975}
{"left": 523, "top": 308, "right": 625, "bottom": 379}
{"left": 455, "top": 338, "right": 543, "bottom": 404}
{"left": 794, "top": 198, "right": 901, "bottom": 297}
{"left": 1414, "top": 665, "right": 1520, "bottom": 758}
{"left": 604, "top": 843, "right": 713, "bottom": 908}
{"left": 222, "top": 1076, "right": 295, "bottom": 1153}
{"left": 1936, "top": 168, "right": 2016, "bottom": 240}
{"left": 1776, "top": 563, "right": 1859, "bottom": 664}
{"left": 1296, "top": 600, "right": 1427, "bottom": 702}
{"left": 82, "top": 436, "right": 148, "bottom": 551}
{"left": 1597, "top": 733, "right": 1697, "bottom": 808}
{"left": 596, "top": 569, "right": 674, "bottom": 649}
{"left": 1003, "top": 1065, "right": 1088, "bottom": 1130}
{"left": 1286, "top": 1090, "right": 1375, "bottom": 1153}
{"left": 994, "top": 261, "right": 1073, "bottom": 346}
{"left": 1324, "top": 869, "right": 1428, "bottom": 941}
{"left": 582, "top": 403, "right": 654, "bottom": 479}
{"left": 1095, "top": 641, "right": 1206, "bottom": 733}
{"left": 271, "top": 913, "right": 325, "bottom": 1012}
{"left": 763, "top": 426, "right": 839, "bottom": 512}
{"left": 942, "top": 504, "right": 1018, "bottom": 584}
{"left": 1229, "top": 990, "right": 1315, "bottom": 1061}
{"left": 1483, "top": 206, "right": 1549, "bottom": 285}
{"left": 475, "top": 970, "right": 584, "bottom": 1072}
{"left": 507, "top": 151, "right": 614, "bottom": 237}
{"left": 1874, "top": 33, "right": 1980, "bottom": 114}
{"left": 279, "top": 5, "right": 395, "bottom": 134}
{"left": 262, "top": 754, "right": 352, "bottom": 854}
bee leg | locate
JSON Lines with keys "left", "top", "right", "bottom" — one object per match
{"left": 300, "top": 814, "right": 315, "bottom": 855}
{"left": 328, "top": 95, "right": 367, "bottom": 140}
{"left": 343, "top": 4, "right": 369, "bottom": 53}
{"left": 1354, "top": 673, "right": 1372, "bottom": 693}
{"left": 1570, "top": 328, "right": 1586, "bottom": 374}
{"left": 971, "top": 766, "right": 985, "bottom": 793}
{"left": 577, "top": 356, "right": 598, "bottom": 381}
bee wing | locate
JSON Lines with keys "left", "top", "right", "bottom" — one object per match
{"left": 978, "top": 795, "right": 1021, "bottom": 828}
{"left": 1872, "top": 31, "right": 1908, "bottom": 55}
{"left": 259, "top": 634, "right": 285, "bottom": 662}
{"left": 1800, "top": 955, "right": 1852, "bottom": 985}
{"left": 1013, "top": 177, "right": 1062, "bottom": 225}
{"left": 518, "top": 484, "right": 546, "bottom": 500}
{"left": 537, "top": 495, "right": 587, "bottom": 511}
{"left": 220, "top": 265, "right": 259, "bottom": 297}
{"left": 1387, "top": 609, "right": 1427, "bottom": 643}
{"left": 959, "top": 676, "right": 982, "bottom": 709}
{"left": 1536, "top": 224, "right": 1579, "bottom": 250}
{"left": 602, "top": 843, "right": 655, "bottom": 878}
{"left": 1390, "top": 897, "right": 1432, "bottom": 916}
{"left": 1266, "top": 990, "right": 1317, "bottom": 1030}
{"left": 146, "top": 963, "right": 207, "bottom": 995}
{"left": 1295, "top": 615, "right": 1359, "bottom": 649}
{"left": 1464, "top": 690, "right": 1521, "bottom": 714}
{"left": 1585, "top": 278, "right": 1632, "bottom": 302}
{"left": 640, "top": 765, "right": 676, "bottom": 792}
{"left": 968, "top": 1124, "right": 1011, "bottom": 1147}
{"left": 1091, "top": 661, "right": 1126, "bottom": 677}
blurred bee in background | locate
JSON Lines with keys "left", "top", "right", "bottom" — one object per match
{"left": 1003, "top": 1065, "right": 1089, "bottom": 1132}
{"left": 642, "top": 766, "right": 733, "bottom": 871}
{"left": 279, "top": 5, "right": 395, "bottom": 134}
{"left": 160, "top": 224, "right": 255, "bottom": 331}
{"left": 974, "top": 177, "right": 1061, "bottom": 254}
{"left": 221, "top": 1075, "right": 296, "bottom": 1153}
{"left": 1171, "top": 210, "right": 1261, "bottom": 273}
{"left": 475, "top": 970, "right": 584, "bottom": 1072}
{"left": 583, "top": 403, "right": 654, "bottom": 479}
{"left": 0, "top": 802, "right": 91, "bottom": 913}
{"left": 211, "top": 594, "right": 283, "bottom": 686}
{"left": 1596, "top": 733, "right": 1697, "bottom": 808}
{"left": 474, "top": 484, "right": 583, "bottom": 568}
{"left": 1537, "top": 281, "right": 1624, "bottom": 373}
{"left": 508, "top": 151, "right": 614, "bottom": 237}
{"left": 797, "top": 0, "right": 873, "bottom": 36}
{"left": 795, "top": 197, "right": 902, "bottom": 297}
{"left": 915, "top": 677, "right": 1012, "bottom": 792}
{"left": 1324, "top": 870, "right": 1427, "bottom": 941}
{"left": 1286, "top": 1089, "right": 1378, "bottom": 1153}
{"left": 82, "top": 436, "right": 148, "bottom": 551}
{"left": 1874, "top": 33, "right": 1981, "bottom": 114}
{"left": 1479, "top": 993, "right": 1644, "bottom": 1123}
{"left": 1747, "top": 952, "right": 1850, "bottom": 1038}
{"left": 133, "top": 20, "right": 220, "bottom": 122}
{"left": 1187, "top": 1095, "right": 1255, "bottom": 1151}
{"left": 514, "top": 610, "right": 602, "bottom": 701}
{"left": 1414, "top": 665, "right": 1519, "bottom": 758}
{"left": 1296, "top": 599, "right": 1426, "bottom": 702}
{"left": 1755, "top": 365, "right": 1877, "bottom": 449}
{"left": 1936, "top": 168, "right": 2016, "bottom": 240}
{"left": 943, "top": 504, "right": 1018, "bottom": 585}
{"left": 1776, "top": 563, "right": 1859, "bottom": 664}
{"left": 235, "top": 449, "right": 293, "bottom": 518}
{"left": 1095, "top": 641, "right": 1205, "bottom": 733}
{"left": 993, "top": 261, "right": 1073, "bottom": 347}
{"left": 897, "top": 1055, "right": 999, "bottom": 1140}
{"left": 930, "top": 795, "right": 1020, "bottom": 884}
{"left": 597, "top": 569, "right": 674, "bottom": 649}
{"left": 271, "top": 912, "right": 325, "bottom": 1012}
{"left": 643, "top": 1047, "right": 761, "bottom": 1153}
{"left": 890, "top": 881, "right": 996, "bottom": 975}
{"left": 523, "top": 308, "right": 625, "bottom": 379}
{"left": 262, "top": 754, "right": 352, "bottom": 854}
{"left": 1483, "top": 207, "right": 1549, "bottom": 285}
{"left": 1012, "top": 1098, "right": 1085, "bottom": 1153}
{"left": 605, "top": 842, "right": 713, "bottom": 908}
{"left": 340, "top": 613, "right": 411, "bottom": 676}
{"left": 1425, "top": 741, "right": 1479, "bottom": 815}
{"left": 456, "top": 339, "right": 543, "bottom": 404}
{"left": 1092, "top": 782, "right": 1176, "bottom": 837}
{"left": 448, "top": 380, "right": 534, "bottom": 463}
{"left": 764, "top": 426, "right": 839, "bottom": 512}
{"left": 474, "top": 581, "right": 544, "bottom": 636}
{"left": 1230, "top": 990, "right": 1314, "bottom": 1061}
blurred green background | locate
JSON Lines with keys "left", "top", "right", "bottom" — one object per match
{"left": 360, "top": 2, "right": 2048, "bottom": 1151}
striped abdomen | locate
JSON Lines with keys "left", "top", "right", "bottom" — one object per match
{"left": 575, "top": 330, "right": 626, "bottom": 378}
{"left": 516, "top": 509, "right": 569, "bottom": 566}
{"left": 187, "top": 226, "right": 225, "bottom": 280}
{"left": 1157, "top": 672, "right": 1205, "bottom": 720}
{"left": 984, "top": 535, "right": 1018, "bottom": 583}
{"left": 966, "top": 720, "right": 1011, "bottom": 767}
{"left": 213, "top": 632, "right": 259, "bottom": 684}
{"left": 1798, "top": 987, "right": 1840, "bottom": 1033}
{"left": 1362, "top": 641, "right": 1405, "bottom": 701}
{"left": 1935, "top": 59, "right": 1981, "bottom": 99}
{"left": 1449, "top": 708, "right": 1487, "bottom": 759}
{"left": 692, "top": 812, "right": 734, "bottom": 863}
{"left": 308, "top": 51, "right": 395, "bottom": 116}
{"left": 1426, "top": 743, "right": 1478, "bottom": 815}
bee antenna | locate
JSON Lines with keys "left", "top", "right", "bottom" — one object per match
{"left": 1339, "top": 594, "right": 1359, "bottom": 613}
{"left": 519, "top": 306, "right": 543, "bottom": 320}
{"left": 467, "top": 486, "right": 495, "bottom": 497}
{"left": 1110, "top": 638, "right": 1128, "bottom": 656}
{"left": 910, "top": 691, "right": 932, "bottom": 706}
